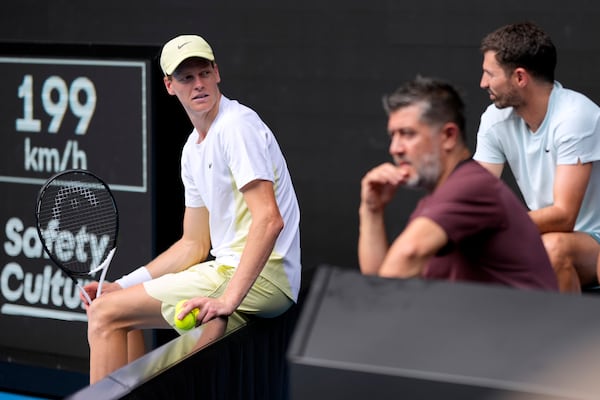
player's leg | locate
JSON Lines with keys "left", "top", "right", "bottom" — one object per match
{"left": 191, "top": 316, "right": 228, "bottom": 352}
{"left": 181, "top": 265, "right": 293, "bottom": 351}
{"left": 232, "top": 267, "right": 294, "bottom": 318}
{"left": 541, "top": 232, "right": 600, "bottom": 293}
{"left": 87, "top": 284, "right": 169, "bottom": 383}
{"left": 127, "top": 329, "right": 146, "bottom": 363}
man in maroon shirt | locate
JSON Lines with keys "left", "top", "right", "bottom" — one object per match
{"left": 358, "top": 76, "right": 558, "bottom": 291}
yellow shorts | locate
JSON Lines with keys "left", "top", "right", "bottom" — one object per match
{"left": 143, "top": 261, "right": 293, "bottom": 335}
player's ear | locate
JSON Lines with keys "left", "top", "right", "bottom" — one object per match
{"left": 212, "top": 62, "right": 221, "bottom": 84}
{"left": 163, "top": 76, "right": 176, "bottom": 95}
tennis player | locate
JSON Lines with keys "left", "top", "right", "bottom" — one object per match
{"left": 82, "top": 34, "right": 301, "bottom": 383}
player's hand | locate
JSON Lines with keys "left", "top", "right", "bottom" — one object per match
{"left": 80, "top": 281, "right": 123, "bottom": 307}
{"left": 360, "top": 162, "right": 410, "bottom": 212}
{"left": 80, "top": 282, "right": 98, "bottom": 306}
{"left": 178, "top": 296, "right": 235, "bottom": 326}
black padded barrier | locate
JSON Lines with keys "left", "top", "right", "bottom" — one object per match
{"left": 66, "top": 304, "right": 300, "bottom": 400}
{"left": 288, "top": 265, "right": 600, "bottom": 400}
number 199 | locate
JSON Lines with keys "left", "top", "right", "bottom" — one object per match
{"left": 16, "top": 74, "right": 97, "bottom": 135}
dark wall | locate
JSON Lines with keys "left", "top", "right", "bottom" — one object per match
{"left": 2, "top": 0, "right": 600, "bottom": 278}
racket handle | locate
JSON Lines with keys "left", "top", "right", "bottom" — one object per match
{"left": 96, "top": 267, "right": 109, "bottom": 298}
{"left": 78, "top": 283, "right": 93, "bottom": 305}
{"left": 96, "top": 248, "right": 116, "bottom": 298}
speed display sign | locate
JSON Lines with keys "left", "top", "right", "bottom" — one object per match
{"left": 0, "top": 56, "right": 148, "bottom": 190}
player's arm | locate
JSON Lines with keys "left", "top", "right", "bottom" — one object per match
{"left": 529, "top": 161, "right": 591, "bottom": 233}
{"left": 144, "top": 206, "right": 212, "bottom": 277}
{"left": 378, "top": 217, "right": 447, "bottom": 278}
{"left": 178, "top": 179, "right": 283, "bottom": 324}
{"left": 476, "top": 161, "right": 504, "bottom": 178}
{"left": 220, "top": 179, "right": 283, "bottom": 306}
{"left": 86, "top": 207, "right": 210, "bottom": 297}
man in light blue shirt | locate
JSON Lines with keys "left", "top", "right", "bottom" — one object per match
{"left": 474, "top": 22, "right": 600, "bottom": 292}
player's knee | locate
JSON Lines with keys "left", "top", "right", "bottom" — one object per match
{"left": 87, "top": 297, "right": 117, "bottom": 340}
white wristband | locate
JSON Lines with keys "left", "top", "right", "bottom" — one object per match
{"left": 115, "top": 266, "right": 152, "bottom": 289}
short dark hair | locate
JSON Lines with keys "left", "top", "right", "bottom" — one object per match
{"left": 382, "top": 76, "right": 467, "bottom": 142}
{"left": 480, "top": 21, "right": 556, "bottom": 83}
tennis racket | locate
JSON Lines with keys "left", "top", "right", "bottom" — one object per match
{"left": 35, "top": 169, "right": 119, "bottom": 305}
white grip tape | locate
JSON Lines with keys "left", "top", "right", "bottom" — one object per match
{"left": 115, "top": 266, "right": 152, "bottom": 288}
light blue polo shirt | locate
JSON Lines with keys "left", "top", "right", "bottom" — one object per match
{"left": 474, "top": 81, "right": 600, "bottom": 234}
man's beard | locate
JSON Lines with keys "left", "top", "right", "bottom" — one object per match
{"left": 491, "top": 85, "right": 523, "bottom": 109}
{"left": 403, "top": 149, "right": 441, "bottom": 192}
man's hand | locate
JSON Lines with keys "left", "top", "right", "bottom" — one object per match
{"left": 360, "top": 162, "right": 410, "bottom": 212}
{"left": 358, "top": 162, "right": 411, "bottom": 275}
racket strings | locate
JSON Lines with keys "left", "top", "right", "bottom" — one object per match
{"left": 52, "top": 185, "right": 99, "bottom": 219}
{"left": 37, "top": 172, "right": 118, "bottom": 276}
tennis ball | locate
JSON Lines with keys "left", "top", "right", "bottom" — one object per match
{"left": 174, "top": 299, "right": 199, "bottom": 330}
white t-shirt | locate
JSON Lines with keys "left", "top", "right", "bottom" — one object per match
{"left": 180, "top": 95, "right": 301, "bottom": 300}
{"left": 474, "top": 81, "right": 600, "bottom": 233}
